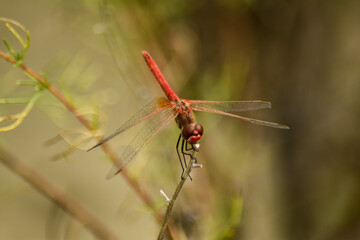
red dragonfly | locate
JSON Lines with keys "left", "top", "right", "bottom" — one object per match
{"left": 89, "top": 51, "right": 289, "bottom": 178}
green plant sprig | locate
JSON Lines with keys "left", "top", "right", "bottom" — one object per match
{"left": 0, "top": 17, "right": 30, "bottom": 65}
{"left": 0, "top": 90, "right": 43, "bottom": 132}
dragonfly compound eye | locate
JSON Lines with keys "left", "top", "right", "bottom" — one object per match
{"left": 194, "top": 123, "right": 203, "bottom": 135}
{"left": 182, "top": 123, "right": 203, "bottom": 144}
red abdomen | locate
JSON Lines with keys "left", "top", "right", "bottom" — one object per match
{"left": 142, "top": 51, "right": 179, "bottom": 102}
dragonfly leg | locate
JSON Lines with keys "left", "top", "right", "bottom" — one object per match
{"left": 176, "top": 134, "right": 185, "bottom": 176}
{"left": 183, "top": 141, "right": 194, "bottom": 159}
{"left": 185, "top": 141, "right": 202, "bottom": 168}
{"left": 181, "top": 138, "right": 188, "bottom": 168}
{"left": 181, "top": 138, "right": 194, "bottom": 180}
{"left": 185, "top": 141, "right": 193, "bottom": 151}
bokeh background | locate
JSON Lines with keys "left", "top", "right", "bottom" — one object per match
{"left": 1, "top": 0, "right": 360, "bottom": 239}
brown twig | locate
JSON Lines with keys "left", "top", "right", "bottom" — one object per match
{"left": 0, "top": 146, "right": 120, "bottom": 240}
{"left": 157, "top": 143, "right": 201, "bottom": 240}
{"left": 0, "top": 51, "right": 176, "bottom": 239}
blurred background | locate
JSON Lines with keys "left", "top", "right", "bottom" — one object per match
{"left": 1, "top": 0, "right": 360, "bottom": 239}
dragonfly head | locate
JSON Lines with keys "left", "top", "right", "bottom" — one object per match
{"left": 182, "top": 123, "right": 203, "bottom": 144}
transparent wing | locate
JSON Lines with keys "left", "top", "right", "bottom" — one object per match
{"left": 187, "top": 100, "right": 289, "bottom": 129}
{"left": 185, "top": 100, "right": 271, "bottom": 112}
{"left": 88, "top": 98, "right": 172, "bottom": 151}
{"left": 106, "top": 107, "right": 178, "bottom": 179}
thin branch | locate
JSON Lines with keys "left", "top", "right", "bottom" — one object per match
{"left": 0, "top": 51, "right": 176, "bottom": 239}
{"left": 0, "top": 146, "right": 120, "bottom": 240}
{"left": 158, "top": 143, "right": 201, "bottom": 240}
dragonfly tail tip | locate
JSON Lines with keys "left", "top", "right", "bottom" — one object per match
{"left": 142, "top": 50, "right": 149, "bottom": 57}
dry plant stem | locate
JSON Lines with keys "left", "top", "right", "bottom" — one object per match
{"left": 0, "top": 147, "right": 119, "bottom": 240}
{"left": 0, "top": 51, "right": 176, "bottom": 240}
{"left": 157, "top": 145, "right": 200, "bottom": 240}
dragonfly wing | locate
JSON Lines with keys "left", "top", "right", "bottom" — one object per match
{"left": 106, "top": 108, "right": 178, "bottom": 179}
{"left": 188, "top": 100, "right": 289, "bottom": 129}
{"left": 88, "top": 98, "right": 172, "bottom": 151}
{"left": 186, "top": 100, "right": 272, "bottom": 112}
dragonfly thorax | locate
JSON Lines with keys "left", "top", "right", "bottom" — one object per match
{"left": 182, "top": 123, "right": 203, "bottom": 144}
{"left": 174, "top": 99, "right": 195, "bottom": 129}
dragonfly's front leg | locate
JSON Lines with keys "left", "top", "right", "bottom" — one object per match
{"left": 184, "top": 141, "right": 202, "bottom": 169}
{"left": 181, "top": 138, "right": 191, "bottom": 167}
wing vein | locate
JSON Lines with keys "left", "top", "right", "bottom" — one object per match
{"left": 190, "top": 105, "right": 289, "bottom": 129}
